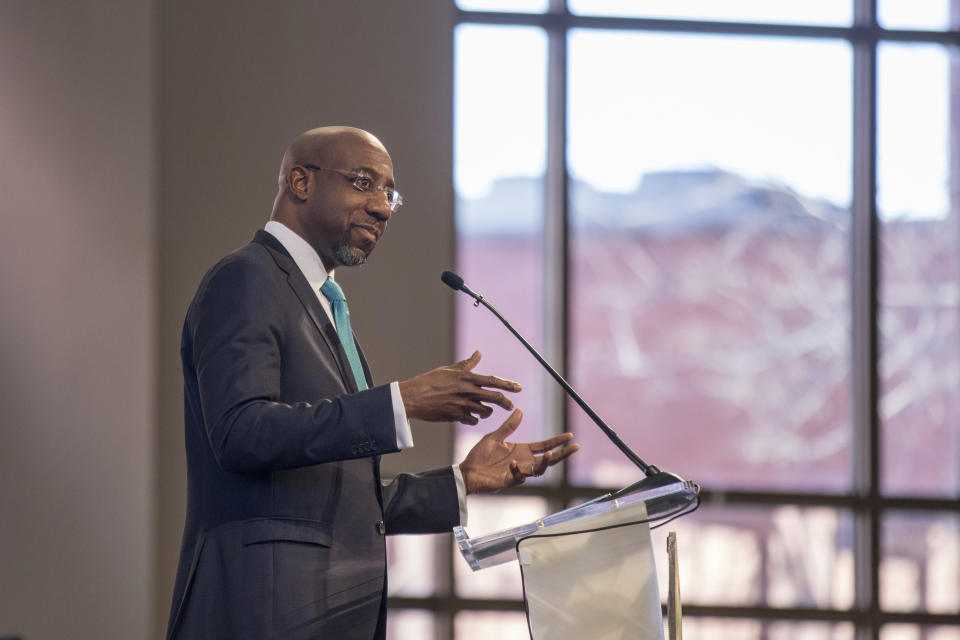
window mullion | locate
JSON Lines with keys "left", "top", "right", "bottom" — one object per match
{"left": 543, "top": 7, "right": 569, "bottom": 500}
{"left": 851, "top": 1, "right": 880, "bottom": 638}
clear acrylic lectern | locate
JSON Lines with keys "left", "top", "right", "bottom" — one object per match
{"left": 454, "top": 480, "right": 698, "bottom": 640}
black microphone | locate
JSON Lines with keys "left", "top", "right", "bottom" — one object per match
{"left": 441, "top": 270, "right": 683, "bottom": 492}
{"left": 440, "top": 270, "right": 482, "bottom": 302}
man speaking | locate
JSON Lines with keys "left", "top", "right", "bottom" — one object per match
{"left": 166, "top": 126, "right": 578, "bottom": 639}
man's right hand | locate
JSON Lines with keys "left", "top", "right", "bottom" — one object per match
{"left": 398, "top": 351, "right": 521, "bottom": 425}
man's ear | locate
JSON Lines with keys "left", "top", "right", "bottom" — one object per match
{"left": 287, "top": 166, "right": 310, "bottom": 201}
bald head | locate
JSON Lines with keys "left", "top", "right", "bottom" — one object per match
{"left": 270, "top": 126, "right": 397, "bottom": 271}
{"left": 277, "top": 126, "right": 390, "bottom": 191}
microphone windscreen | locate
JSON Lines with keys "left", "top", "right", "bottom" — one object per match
{"left": 441, "top": 270, "right": 464, "bottom": 291}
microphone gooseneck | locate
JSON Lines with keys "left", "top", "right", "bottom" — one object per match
{"left": 441, "top": 270, "right": 679, "bottom": 487}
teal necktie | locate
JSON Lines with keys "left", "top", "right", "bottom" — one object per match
{"left": 320, "top": 277, "right": 368, "bottom": 391}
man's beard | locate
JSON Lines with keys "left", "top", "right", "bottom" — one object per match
{"left": 332, "top": 239, "right": 367, "bottom": 267}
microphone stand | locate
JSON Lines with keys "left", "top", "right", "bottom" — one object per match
{"left": 442, "top": 271, "right": 684, "bottom": 495}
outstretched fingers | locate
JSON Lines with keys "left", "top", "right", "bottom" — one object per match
{"left": 458, "top": 412, "right": 579, "bottom": 493}
{"left": 469, "top": 373, "right": 523, "bottom": 393}
{"left": 400, "top": 349, "right": 524, "bottom": 425}
{"left": 491, "top": 409, "right": 523, "bottom": 440}
{"left": 527, "top": 436, "right": 579, "bottom": 476}
{"left": 464, "top": 387, "right": 516, "bottom": 412}
{"left": 453, "top": 352, "right": 523, "bottom": 418}
{"left": 529, "top": 432, "right": 576, "bottom": 454}
{"left": 453, "top": 350, "right": 482, "bottom": 371}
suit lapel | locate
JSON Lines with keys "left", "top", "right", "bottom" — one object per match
{"left": 251, "top": 230, "right": 360, "bottom": 393}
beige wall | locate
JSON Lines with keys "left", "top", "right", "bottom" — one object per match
{"left": 0, "top": 1, "right": 455, "bottom": 638}
{"left": 155, "top": 2, "right": 456, "bottom": 632}
{"left": 0, "top": 1, "right": 155, "bottom": 639}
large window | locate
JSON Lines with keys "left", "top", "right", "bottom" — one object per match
{"left": 390, "top": 2, "right": 960, "bottom": 638}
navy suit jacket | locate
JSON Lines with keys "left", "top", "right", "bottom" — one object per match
{"left": 166, "top": 231, "right": 460, "bottom": 639}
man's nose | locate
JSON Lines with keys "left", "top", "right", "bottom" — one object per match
{"left": 366, "top": 191, "right": 393, "bottom": 221}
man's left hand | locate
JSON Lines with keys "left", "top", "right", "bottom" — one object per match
{"left": 458, "top": 409, "right": 580, "bottom": 495}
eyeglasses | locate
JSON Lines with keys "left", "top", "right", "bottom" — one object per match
{"left": 304, "top": 165, "right": 404, "bottom": 213}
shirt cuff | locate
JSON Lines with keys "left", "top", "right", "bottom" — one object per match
{"left": 452, "top": 463, "right": 468, "bottom": 527}
{"left": 389, "top": 381, "right": 414, "bottom": 450}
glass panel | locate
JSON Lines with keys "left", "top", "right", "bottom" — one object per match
{"left": 881, "top": 625, "right": 960, "bottom": 640}
{"left": 881, "top": 511, "right": 960, "bottom": 614}
{"left": 567, "top": 30, "right": 853, "bottom": 492}
{"left": 454, "top": 495, "right": 549, "bottom": 597}
{"left": 386, "top": 609, "right": 437, "bottom": 640}
{"left": 568, "top": 0, "right": 852, "bottom": 26}
{"left": 878, "top": 43, "right": 960, "bottom": 498}
{"left": 387, "top": 534, "right": 442, "bottom": 597}
{"left": 877, "top": 44, "right": 952, "bottom": 220}
{"left": 767, "top": 622, "right": 856, "bottom": 640}
{"left": 682, "top": 618, "right": 854, "bottom": 639}
{"left": 456, "top": 0, "right": 548, "bottom": 13}
{"left": 649, "top": 505, "right": 854, "bottom": 608}
{"left": 878, "top": 0, "right": 955, "bottom": 30}
{"left": 455, "top": 24, "right": 550, "bottom": 459}
{"left": 454, "top": 610, "right": 530, "bottom": 639}
{"left": 683, "top": 618, "right": 763, "bottom": 639}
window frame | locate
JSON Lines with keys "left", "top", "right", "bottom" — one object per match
{"left": 388, "top": 3, "right": 960, "bottom": 638}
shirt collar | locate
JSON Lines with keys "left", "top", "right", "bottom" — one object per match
{"left": 264, "top": 220, "right": 334, "bottom": 285}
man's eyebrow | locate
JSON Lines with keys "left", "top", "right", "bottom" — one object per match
{"left": 355, "top": 166, "right": 395, "bottom": 186}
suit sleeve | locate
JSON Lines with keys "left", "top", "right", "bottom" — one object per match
{"left": 186, "top": 255, "right": 399, "bottom": 473}
{"left": 381, "top": 467, "right": 461, "bottom": 534}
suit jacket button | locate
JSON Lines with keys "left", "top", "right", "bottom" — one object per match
{"left": 376, "top": 520, "right": 386, "bottom": 535}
